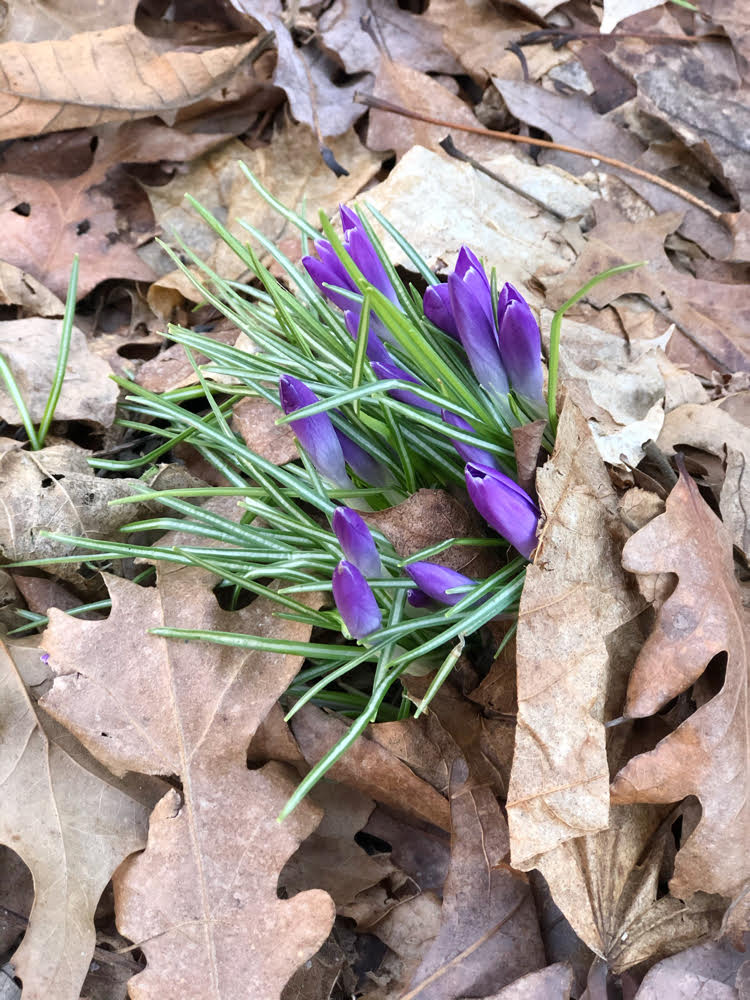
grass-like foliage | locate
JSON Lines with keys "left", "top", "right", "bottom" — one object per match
{"left": 18, "top": 169, "right": 640, "bottom": 816}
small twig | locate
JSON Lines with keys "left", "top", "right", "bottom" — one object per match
{"left": 439, "top": 136, "right": 567, "bottom": 221}
{"left": 519, "top": 27, "right": 724, "bottom": 46}
{"left": 353, "top": 91, "right": 724, "bottom": 220}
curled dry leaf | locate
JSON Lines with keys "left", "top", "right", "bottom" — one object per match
{"left": 0, "top": 26, "right": 261, "bottom": 141}
{"left": 612, "top": 468, "right": 750, "bottom": 906}
{"left": 507, "top": 399, "right": 645, "bottom": 867}
{"left": 41, "top": 568, "right": 335, "bottom": 999}
{"left": 403, "top": 764, "right": 545, "bottom": 999}
{"left": 0, "top": 317, "right": 118, "bottom": 427}
{"left": 0, "top": 640, "right": 151, "bottom": 1000}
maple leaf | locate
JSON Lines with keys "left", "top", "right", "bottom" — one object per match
{"left": 41, "top": 566, "right": 335, "bottom": 999}
{"left": 0, "top": 639, "right": 150, "bottom": 1000}
{"left": 611, "top": 467, "right": 749, "bottom": 906}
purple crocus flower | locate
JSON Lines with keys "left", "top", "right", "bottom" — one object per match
{"left": 405, "top": 561, "right": 478, "bottom": 606}
{"left": 332, "top": 560, "right": 382, "bottom": 638}
{"left": 465, "top": 462, "right": 539, "bottom": 559}
{"left": 371, "top": 360, "right": 441, "bottom": 414}
{"left": 407, "top": 587, "right": 433, "bottom": 608}
{"left": 441, "top": 410, "right": 499, "bottom": 469}
{"left": 279, "top": 375, "right": 350, "bottom": 487}
{"left": 303, "top": 206, "right": 399, "bottom": 344}
{"left": 448, "top": 248, "right": 509, "bottom": 397}
{"left": 423, "top": 283, "right": 459, "bottom": 339}
{"left": 496, "top": 283, "right": 543, "bottom": 401}
{"left": 332, "top": 507, "right": 382, "bottom": 578}
{"left": 335, "top": 429, "right": 392, "bottom": 488}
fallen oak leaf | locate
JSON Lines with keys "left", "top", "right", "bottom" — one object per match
{"left": 611, "top": 466, "right": 750, "bottom": 905}
{"left": 403, "top": 762, "right": 545, "bottom": 999}
{"left": 0, "top": 639, "right": 151, "bottom": 1000}
{"left": 41, "top": 567, "right": 335, "bottom": 999}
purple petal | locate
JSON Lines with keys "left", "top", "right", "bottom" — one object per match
{"left": 345, "top": 226, "right": 399, "bottom": 304}
{"left": 371, "top": 361, "right": 441, "bottom": 414}
{"left": 339, "top": 204, "right": 361, "bottom": 234}
{"left": 496, "top": 284, "right": 544, "bottom": 401}
{"left": 344, "top": 310, "right": 392, "bottom": 365}
{"left": 332, "top": 560, "right": 382, "bottom": 638}
{"left": 423, "top": 284, "right": 459, "bottom": 339}
{"left": 441, "top": 410, "right": 499, "bottom": 469}
{"left": 454, "top": 246, "right": 489, "bottom": 286}
{"left": 332, "top": 507, "right": 382, "bottom": 577}
{"left": 405, "top": 561, "right": 477, "bottom": 606}
{"left": 335, "top": 429, "right": 393, "bottom": 487}
{"left": 448, "top": 271, "right": 509, "bottom": 397}
{"left": 407, "top": 588, "right": 433, "bottom": 608}
{"left": 464, "top": 462, "right": 539, "bottom": 559}
{"left": 279, "top": 375, "right": 350, "bottom": 487}
{"left": 302, "top": 247, "right": 357, "bottom": 313}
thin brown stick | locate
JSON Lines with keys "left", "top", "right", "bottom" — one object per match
{"left": 353, "top": 91, "right": 723, "bottom": 220}
{"left": 519, "top": 28, "right": 724, "bottom": 45}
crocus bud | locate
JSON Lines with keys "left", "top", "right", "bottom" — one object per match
{"left": 332, "top": 507, "right": 382, "bottom": 577}
{"left": 332, "top": 560, "right": 382, "bottom": 638}
{"left": 371, "top": 360, "right": 441, "bottom": 414}
{"left": 335, "top": 429, "right": 393, "bottom": 488}
{"left": 303, "top": 207, "right": 400, "bottom": 345}
{"left": 407, "top": 587, "right": 432, "bottom": 608}
{"left": 423, "top": 283, "right": 459, "bottom": 339}
{"left": 279, "top": 375, "right": 350, "bottom": 488}
{"left": 448, "top": 248, "right": 509, "bottom": 397}
{"left": 343, "top": 310, "right": 391, "bottom": 366}
{"left": 496, "top": 283, "right": 544, "bottom": 401}
{"left": 465, "top": 462, "right": 539, "bottom": 559}
{"left": 442, "top": 410, "right": 499, "bottom": 469}
{"left": 405, "top": 561, "right": 477, "bottom": 606}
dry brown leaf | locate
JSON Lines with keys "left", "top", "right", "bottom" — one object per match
{"left": 507, "top": 400, "right": 644, "bottom": 867}
{"left": 289, "top": 703, "right": 451, "bottom": 832}
{"left": 41, "top": 567, "right": 335, "bottom": 998}
{"left": 364, "top": 807, "right": 451, "bottom": 893}
{"left": 232, "top": 396, "right": 298, "bottom": 466}
{"left": 360, "top": 893, "right": 443, "bottom": 1000}
{"left": 612, "top": 468, "right": 750, "bottom": 905}
{"left": 0, "top": 261, "right": 64, "bottom": 314}
{"left": 636, "top": 67, "right": 750, "bottom": 207}
{"left": 478, "top": 963, "right": 574, "bottom": 999}
{"left": 492, "top": 79, "right": 731, "bottom": 259}
{"left": 656, "top": 402, "right": 750, "bottom": 553}
{"left": 404, "top": 764, "right": 545, "bottom": 999}
{"left": 0, "top": 445, "right": 192, "bottom": 584}
{"left": 0, "top": 639, "right": 151, "bottom": 1000}
{"left": 363, "top": 488, "right": 496, "bottom": 578}
{"left": 424, "top": 0, "right": 566, "bottom": 84}
{"left": 0, "top": 317, "right": 118, "bottom": 426}
{"left": 367, "top": 64, "right": 500, "bottom": 161}
{"left": 601, "top": 0, "right": 665, "bottom": 32}
{"left": 318, "top": 0, "right": 461, "bottom": 76}
{"left": 545, "top": 202, "right": 750, "bottom": 375}
{"left": 635, "top": 934, "right": 750, "bottom": 998}
{"left": 146, "top": 123, "right": 381, "bottom": 307}
{"left": 280, "top": 782, "right": 395, "bottom": 908}
{"left": 0, "top": 26, "right": 261, "bottom": 141}
{"left": 0, "top": 0, "right": 139, "bottom": 42}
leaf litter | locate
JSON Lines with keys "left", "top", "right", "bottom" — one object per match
{"left": 0, "top": 0, "right": 747, "bottom": 998}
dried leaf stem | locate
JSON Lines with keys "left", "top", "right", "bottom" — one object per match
{"left": 353, "top": 92, "right": 724, "bottom": 220}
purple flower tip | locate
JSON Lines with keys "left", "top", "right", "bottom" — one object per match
{"left": 332, "top": 507, "right": 382, "bottom": 578}
{"left": 279, "top": 375, "right": 349, "bottom": 488}
{"left": 404, "top": 561, "right": 477, "bottom": 606}
{"left": 464, "top": 462, "right": 539, "bottom": 559}
{"left": 332, "top": 560, "right": 382, "bottom": 639}
{"left": 496, "top": 283, "right": 544, "bottom": 401}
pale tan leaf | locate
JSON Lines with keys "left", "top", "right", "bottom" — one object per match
{"left": 0, "top": 261, "right": 64, "bottom": 314}
{"left": 507, "top": 400, "right": 644, "bottom": 868}
{"left": 0, "top": 317, "right": 118, "bottom": 426}
{"left": 601, "top": 0, "right": 665, "bottom": 33}
{"left": 612, "top": 468, "right": 750, "bottom": 904}
{"left": 0, "top": 26, "right": 260, "bottom": 141}
{"left": 0, "top": 639, "right": 150, "bottom": 1000}
{"left": 41, "top": 568, "right": 335, "bottom": 998}
{"left": 478, "top": 963, "right": 574, "bottom": 999}
{"left": 0, "top": 0, "right": 139, "bottom": 43}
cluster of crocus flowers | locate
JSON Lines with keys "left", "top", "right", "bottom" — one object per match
{"left": 424, "top": 246, "right": 544, "bottom": 403}
{"left": 287, "top": 207, "right": 546, "bottom": 642}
